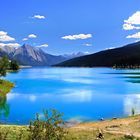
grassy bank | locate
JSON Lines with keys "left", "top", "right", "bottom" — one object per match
{"left": 0, "top": 79, "right": 14, "bottom": 95}
{"left": 0, "top": 115, "right": 140, "bottom": 140}
{"left": 68, "top": 115, "right": 140, "bottom": 140}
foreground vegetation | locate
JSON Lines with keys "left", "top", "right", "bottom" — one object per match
{"left": 0, "top": 109, "right": 67, "bottom": 140}
{"left": 0, "top": 109, "right": 140, "bottom": 140}
{"left": 0, "top": 125, "right": 131, "bottom": 140}
{"left": 0, "top": 56, "right": 19, "bottom": 95}
{"left": 0, "top": 80, "right": 14, "bottom": 95}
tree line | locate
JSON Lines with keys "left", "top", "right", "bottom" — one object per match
{"left": 0, "top": 56, "right": 19, "bottom": 77}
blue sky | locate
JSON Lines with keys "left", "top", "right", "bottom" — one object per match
{"left": 0, "top": 0, "right": 140, "bottom": 55}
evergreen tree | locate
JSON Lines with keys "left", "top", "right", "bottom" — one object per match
{"left": 0, "top": 56, "right": 9, "bottom": 76}
{"left": 10, "top": 60, "right": 19, "bottom": 71}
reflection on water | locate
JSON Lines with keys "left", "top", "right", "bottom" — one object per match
{"left": 110, "top": 71, "right": 140, "bottom": 84}
{"left": 7, "top": 90, "right": 93, "bottom": 104}
{"left": 0, "top": 95, "right": 9, "bottom": 118}
{"left": 106, "top": 71, "right": 140, "bottom": 116}
{"left": 2, "top": 67, "right": 140, "bottom": 124}
{"left": 127, "top": 80, "right": 140, "bottom": 84}
{"left": 124, "top": 94, "right": 140, "bottom": 116}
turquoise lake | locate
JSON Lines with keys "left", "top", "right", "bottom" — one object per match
{"left": 1, "top": 67, "right": 140, "bottom": 124}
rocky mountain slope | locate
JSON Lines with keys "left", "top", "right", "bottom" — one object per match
{"left": 0, "top": 44, "right": 87, "bottom": 66}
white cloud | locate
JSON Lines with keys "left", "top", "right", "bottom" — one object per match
{"left": 83, "top": 43, "right": 92, "bottom": 46}
{"left": 62, "top": 34, "right": 92, "bottom": 40}
{"left": 0, "top": 31, "right": 7, "bottom": 36}
{"left": 126, "top": 32, "right": 140, "bottom": 39}
{"left": 37, "top": 44, "right": 49, "bottom": 48}
{"left": 0, "top": 43, "right": 20, "bottom": 48}
{"left": 123, "top": 11, "right": 140, "bottom": 30}
{"left": 123, "top": 23, "right": 140, "bottom": 30}
{"left": 28, "top": 34, "right": 37, "bottom": 38}
{"left": 33, "top": 15, "right": 46, "bottom": 19}
{"left": 22, "top": 38, "right": 28, "bottom": 41}
{"left": 22, "top": 34, "right": 37, "bottom": 41}
{"left": 124, "top": 11, "right": 140, "bottom": 25}
{"left": 0, "top": 31, "right": 15, "bottom": 42}
{"left": 123, "top": 11, "right": 140, "bottom": 39}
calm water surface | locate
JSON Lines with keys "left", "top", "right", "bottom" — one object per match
{"left": 1, "top": 67, "right": 140, "bottom": 124}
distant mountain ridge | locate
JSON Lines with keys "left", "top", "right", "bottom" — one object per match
{"left": 0, "top": 44, "right": 88, "bottom": 66}
{"left": 55, "top": 41, "right": 140, "bottom": 67}
{"left": 62, "top": 52, "right": 89, "bottom": 59}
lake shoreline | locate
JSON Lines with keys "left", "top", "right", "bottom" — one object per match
{"left": 19, "top": 65, "right": 32, "bottom": 68}
{"left": 0, "top": 114, "right": 140, "bottom": 139}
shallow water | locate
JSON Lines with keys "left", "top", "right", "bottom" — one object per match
{"left": 1, "top": 67, "right": 140, "bottom": 124}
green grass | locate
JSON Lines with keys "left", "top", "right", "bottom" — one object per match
{"left": 0, "top": 79, "right": 14, "bottom": 95}
{"left": 67, "top": 130, "right": 134, "bottom": 140}
{"left": 0, "top": 125, "right": 138, "bottom": 140}
{"left": 0, "top": 113, "right": 140, "bottom": 140}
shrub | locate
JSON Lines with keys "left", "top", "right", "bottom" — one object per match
{"left": 124, "top": 134, "right": 135, "bottom": 140}
{"left": 0, "top": 56, "right": 9, "bottom": 76}
{"left": 9, "top": 60, "right": 19, "bottom": 71}
{"left": 28, "top": 109, "right": 67, "bottom": 140}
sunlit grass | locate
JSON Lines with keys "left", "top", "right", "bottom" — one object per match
{"left": 0, "top": 79, "right": 14, "bottom": 95}
{"left": 0, "top": 113, "right": 140, "bottom": 139}
{"left": 0, "top": 125, "right": 137, "bottom": 140}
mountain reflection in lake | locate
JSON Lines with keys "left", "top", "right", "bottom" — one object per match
{"left": 1, "top": 67, "right": 140, "bottom": 124}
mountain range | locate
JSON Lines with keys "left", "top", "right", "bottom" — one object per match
{"left": 0, "top": 44, "right": 87, "bottom": 66}
{"left": 55, "top": 41, "right": 140, "bottom": 67}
